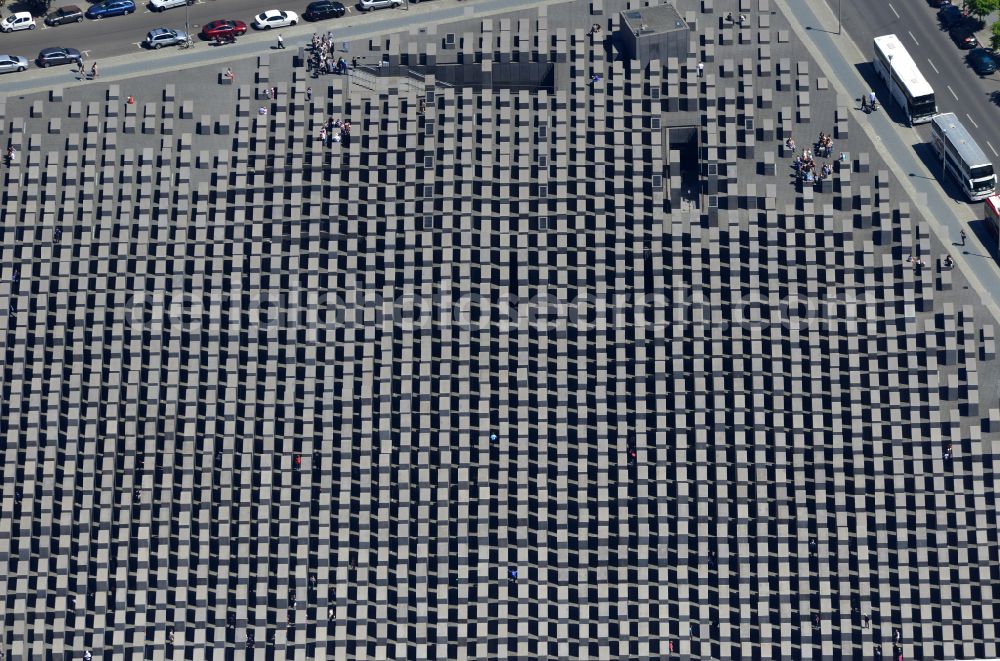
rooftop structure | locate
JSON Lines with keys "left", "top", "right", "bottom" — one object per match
{"left": 619, "top": 3, "right": 690, "bottom": 63}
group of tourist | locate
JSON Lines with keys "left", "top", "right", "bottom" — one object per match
{"left": 318, "top": 116, "right": 352, "bottom": 147}
{"left": 786, "top": 134, "right": 836, "bottom": 183}
{"left": 309, "top": 32, "right": 353, "bottom": 76}
{"left": 815, "top": 131, "right": 834, "bottom": 158}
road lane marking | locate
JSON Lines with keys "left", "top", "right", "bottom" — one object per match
{"left": 888, "top": 2, "right": 899, "bottom": 18}
{"left": 967, "top": 114, "right": 979, "bottom": 129}
{"left": 948, "top": 85, "right": 958, "bottom": 100}
{"left": 908, "top": 31, "right": 918, "bottom": 46}
{"left": 988, "top": 141, "right": 999, "bottom": 157}
{"left": 927, "top": 58, "right": 938, "bottom": 74}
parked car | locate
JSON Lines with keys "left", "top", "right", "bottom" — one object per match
{"left": 253, "top": 9, "right": 298, "bottom": 29}
{"left": 146, "top": 27, "right": 188, "bottom": 48}
{"left": 968, "top": 48, "right": 997, "bottom": 75}
{"left": 928, "top": 0, "right": 951, "bottom": 6}
{"left": 304, "top": 1, "right": 345, "bottom": 21}
{"left": 949, "top": 25, "right": 978, "bottom": 49}
{"left": 201, "top": 19, "right": 247, "bottom": 40}
{"left": 939, "top": 5, "right": 964, "bottom": 28}
{"left": 0, "top": 54, "right": 29, "bottom": 74}
{"left": 0, "top": 12, "right": 36, "bottom": 32}
{"left": 37, "top": 47, "right": 83, "bottom": 68}
{"left": 86, "top": 0, "right": 136, "bottom": 19}
{"left": 150, "top": 0, "right": 193, "bottom": 11}
{"left": 358, "top": 0, "right": 402, "bottom": 11}
{"left": 45, "top": 5, "right": 84, "bottom": 25}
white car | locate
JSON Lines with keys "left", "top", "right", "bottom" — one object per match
{"left": 149, "top": 0, "right": 193, "bottom": 11}
{"left": 253, "top": 9, "right": 298, "bottom": 29}
{"left": 358, "top": 0, "right": 401, "bottom": 11}
{"left": 0, "top": 12, "right": 36, "bottom": 32}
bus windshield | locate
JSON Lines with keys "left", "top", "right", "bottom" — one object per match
{"left": 971, "top": 164, "right": 995, "bottom": 180}
{"left": 972, "top": 177, "right": 995, "bottom": 192}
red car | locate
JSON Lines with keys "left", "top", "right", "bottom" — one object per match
{"left": 201, "top": 19, "right": 247, "bottom": 40}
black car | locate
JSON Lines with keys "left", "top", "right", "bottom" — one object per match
{"left": 44, "top": 5, "right": 84, "bottom": 26}
{"left": 37, "top": 47, "right": 82, "bottom": 67}
{"left": 949, "top": 25, "right": 978, "bottom": 49}
{"left": 939, "top": 5, "right": 964, "bottom": 28}
{"left": 304, "top": 0, "right": 345, "bottom": 21}
{"left": 928, "top": 0, "right": 951, "bottom": 6}
{"left": 968, "top": 48, "right": 997, "bottom": 75}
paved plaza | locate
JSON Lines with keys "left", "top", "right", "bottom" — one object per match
{"left": 0, "top": 0, "right": 999, "bottom": 658}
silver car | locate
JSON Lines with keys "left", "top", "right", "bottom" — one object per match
{"left": 145, "top": 27, "right": 188, "bottom": 48}
{"left": 358, "top": 0, "right": 401, "bottom": 11}
{"left": 0, "top": 54, "right": 28, "bottom": 74}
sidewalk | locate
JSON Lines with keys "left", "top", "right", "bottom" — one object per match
{"left": 972, "top": 9, "right": 999, "bottom": 49}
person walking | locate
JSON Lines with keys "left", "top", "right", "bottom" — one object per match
{"left": 861, "top": 94, "right": 869, "bottom": 112}
{"left": 306, "top": 86, "right": 313, "bottom": 101}
{"left": 77, "top": 60, "right": 86, "bottom": 80}
{"left": 863, "top": 613, "right": 870, "bottom": 629}
{"left": 90, "top": 62, "right": 98, "bottom": 80}
{"left": 697, "top": 62, "right": 704, "bottom": 77}
{"left": 869, "top": 91, "right": 877, "bottom": 111}
{"left": 960, "top": 229, "right": 967, "bottom": 246}
{"left": 277, "top": 34, "right": 285, "bottom": 49}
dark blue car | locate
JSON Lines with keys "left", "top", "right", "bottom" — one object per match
{"left": 86, "top": 0, "right": 135, "bottom": 19}
{"left": 968, "top": 48, "right": 997, "bottom": 75}
{"left": 938, "top": 5, "right": 963, "bottom": 28}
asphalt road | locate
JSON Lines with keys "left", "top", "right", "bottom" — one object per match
{"left": 0, "top": 0, "right": 419, "bottom": 62}
{"left": 824, "top": 0, "right": 1000, "bottom": 162}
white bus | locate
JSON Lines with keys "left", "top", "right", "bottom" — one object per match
{"left": 931, "top": 113, "right": 996, "bottom": 202}
{"left": 873, "top": 34, "right": 937, "bottom": 125}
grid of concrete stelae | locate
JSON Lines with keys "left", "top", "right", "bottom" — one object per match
{"left": 2, "top": 0, "right": 1000, "bottom": 658}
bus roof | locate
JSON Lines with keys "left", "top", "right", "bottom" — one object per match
{"left": 933, "top": 112, "right": 992, "bottom": 168}
{"left": 873, "top": 34, "right": 934, "bottom": 99}
{"left": 986, "top": 194, "right": 1000, "bottom": 216}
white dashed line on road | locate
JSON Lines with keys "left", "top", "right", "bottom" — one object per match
{"left": 927, "top": 58, "right": 938, "bottom": 74}
{"left": 948, "top": 85, "right": 958, "bottom": 100}
{"left": 888, "top": 2, "right": 899, "bottom": 18}
{"left": 908, "top": 31, "right": 918, "bottom": 46}
{"left": 988, "top": 141, "right": 999, "bottom": 157}
{"left": 967, "top": 114, "right": 979, "bottom": 129}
